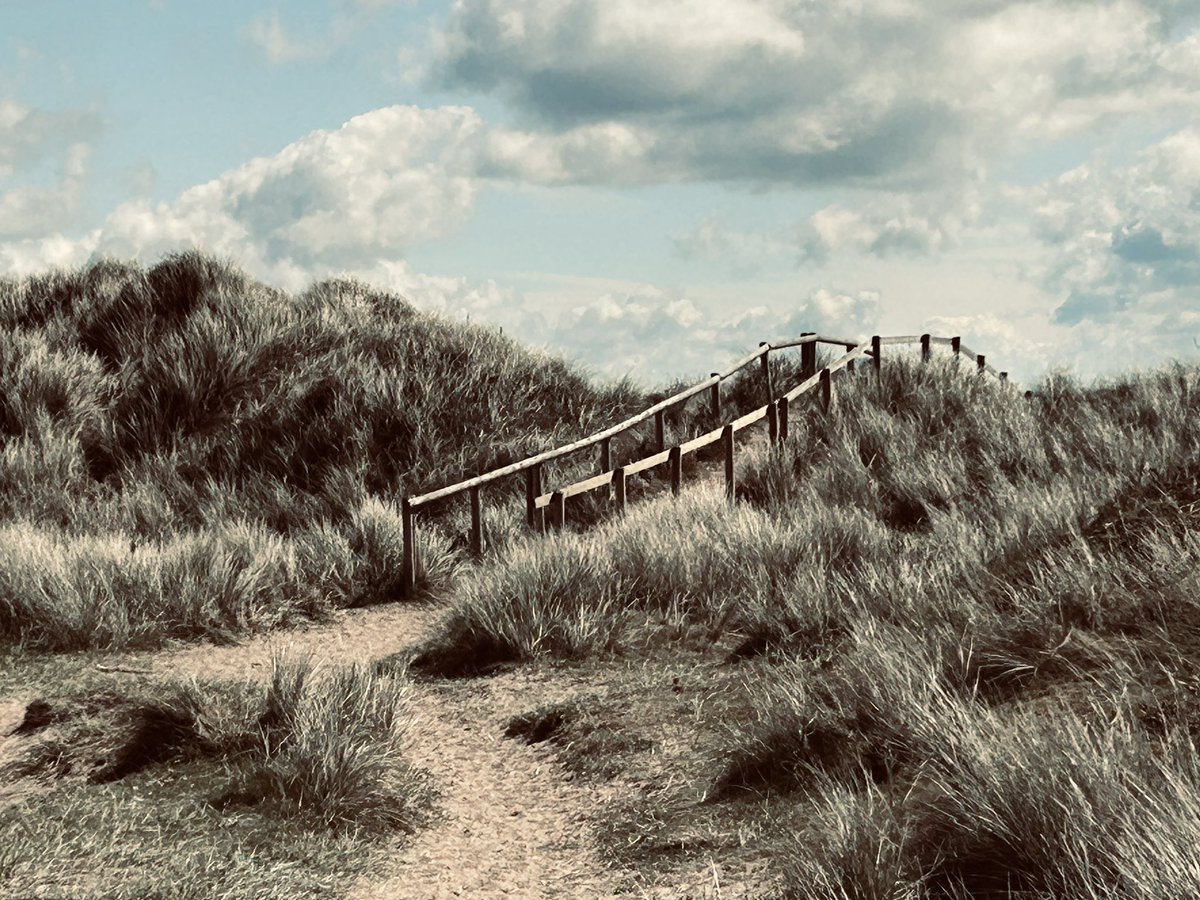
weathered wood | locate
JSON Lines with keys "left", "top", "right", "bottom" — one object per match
{"left": 760, "top": 342, "right": 773, "bottom": 404}
{"left": 624, "top": 446, "right": 672, "bottom": 477}
{"left": 722, "top": 424, "right": 735, "bottom": 502}
{"left": 820, "top": 368, "right": 832, "bottom": 413}
{"left": 730, "top": 404, "right": 769, "bottom": 433}
{"left": 921, "top": 333, "right": 931, "bottom": 361}
{"left": 769, "top": 334, "right": 821, "bottom": 350}
{"left": 614, "top": 466, "right": 627, "bottom": 512}
{"left": 1025, "top": 390, "right": 1034, "bottom": 400}
{"left": 871, "top": 336, "right": 882, "bottom": 373}
{"left": 878, "top": 335, "right": 922, "bottom": 346}
{"left": 679, "top": 424, "right": 725, "bottom": 455}
{"left": 669, "top": 446, "right": 682, "bottom": 496}
{"left": 767, "top": 400, "right": 779, "bottom": 443}
{"left": 777, "top": 397, "right": 789, "bottom": 442}
{"left": 952, "top": 336, "right": 961, "bottom": 356}
{"left": 549, "top": 491, "right": 565, "bottom": 530}
{"left": 709, "top": 373, "right": 720, "bottom": 417}
{"left": 600, "top": 436, "right": 611, "bottom": 473}
{"left": 655, "top": 409, "right": 666, "bottom": 453}
{"left": 469, "top": 486, "right": 482, "bottom": 558}
{"left": 402, "top": 497, "right": 417, "bottom": 595}
{"left": 1000, "top": 371, "right": 1008, "bottom": 381}
{"left": 525, "top": 465, "right": 540, "bottom": 529}
{"left": 801, "top": 334, "right": 817, "bottom": 380}
{"left": 977, "top": 353, "right": 986, "bottom": 373}
{"left": 409, "top": 343, "right": 768, "bottom": 508}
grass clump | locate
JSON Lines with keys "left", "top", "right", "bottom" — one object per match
{"left": 0, "top": 252, "right": 642, "bottom": 649}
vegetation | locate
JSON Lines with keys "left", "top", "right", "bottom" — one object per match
{"left": 6, "top": 250, "right": 1200, "bottom": 895}
{"left": 417, "top": 356, "right": 1200, "bottom": 895}
{"left": 0, "top": 252, "right": 641, "bottom": 649}
{"left": 2, "top": 656, "right": 429, "bottom": 897}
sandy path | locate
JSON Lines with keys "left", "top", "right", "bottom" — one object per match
{"left": 354, "top": 671, "right": 626, "bottom": 899}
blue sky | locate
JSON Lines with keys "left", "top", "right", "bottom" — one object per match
{"left": 3, "top": 0, "right": 1200, "bottom": 383}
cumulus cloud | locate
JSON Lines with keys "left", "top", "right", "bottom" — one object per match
{"left": 429, "top": 0, "right": 1200, "bottom": 189}
{"left": 1028, "top": 127, "right": 1200, "bottom": 352}
{"left": 548, "top": 285, "right": 881, "bottom": 379}
{"left": 0, "top": 100, "right": 99, "bottom": 177}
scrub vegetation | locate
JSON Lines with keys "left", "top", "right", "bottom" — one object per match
{"left": 4, "top": 251, "right": 1200, "bottom": 896}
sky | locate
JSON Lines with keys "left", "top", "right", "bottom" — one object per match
{"left": 2, "top": 0, "right": 1200, "bottom": 384}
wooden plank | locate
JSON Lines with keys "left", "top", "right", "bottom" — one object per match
{"left": 722, "top": 424, "right": 735, "bottom": 501}
{"left": 878, "top": 335, "right": 922, "bottom": 346}
{"left": 768, "top": 334, "right": 821, "bottom": 350}
{"left": 817, "top": 336, "right": 865, "bottom": 348}
{"left": 928, "top": 336, "right": 957, "bottom": 347}
{"left": 469, "top": 486, "right": 482, "bottom": 558}
{"left": 679, "top": 426, "right": 725, "bottom": 455}
{"left": 401, "top": 498, "right": 417, "bottom": 595}
{"left": 624, "top": 447, "right": 673, "bottom": 477}
{"left": 730, "top": 404, "right": 769, "bottom": 433}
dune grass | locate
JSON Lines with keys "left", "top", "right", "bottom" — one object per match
{"left": 0, "top": 252, "right": 644, "bottom": 650}
{"left": 2, "top": 656, "right": 429, "bottom": 897}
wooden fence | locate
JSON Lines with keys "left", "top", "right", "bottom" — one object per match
{"left": 400, "top": 333, "right": 1011, "bottom": 592}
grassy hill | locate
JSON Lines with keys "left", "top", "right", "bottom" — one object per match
{"left": 4, "top": 254, "right": 1200, "bottom": 897}
{"left": 0, "top": 252, "right": 641, "bottom": 649}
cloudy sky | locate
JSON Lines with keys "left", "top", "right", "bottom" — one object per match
{"left": 3, "top": 0, "right": 1200, "bottom": 382}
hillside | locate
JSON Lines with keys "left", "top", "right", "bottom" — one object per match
{"left": 3, "top": 258, "right": 1200, "bottom": 898}
{"left": 0, "top": 252, "right": 641, "bottom": 649}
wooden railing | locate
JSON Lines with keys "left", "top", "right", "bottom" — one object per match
{"left": 400, "top": 333, "right": 1011, "bottom": 592}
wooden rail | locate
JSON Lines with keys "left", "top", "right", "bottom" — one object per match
{"left": 400, "top": 333, "right": 1012, "bottom": 592}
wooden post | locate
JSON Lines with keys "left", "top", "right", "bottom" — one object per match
{"left": 613, "top": 466, "right": 627, "bottom": 513}
{"left": 800, "top": 335, "right": 817, "bottom": 380}
{"left": 759, "top": 342, "right": 773, "bottom": 403}
{"left": 977, "top": 353, "right": 986, "bottom": 373}
{"left": 469, "top": 486, "right": 482, "bottom": 558}
{"left": 871, "top": 335, "right": 881, "bottom": 374}
{"left": 767, "top": 400, "right": 779, "bottom": 443}
{"left": 525, "top": 465, "right": 540, "bottom": 530}
{"left": 1000, "top": 372, "right": 1008, "bottom": 382}
{"left": 777, "top": 397, "right": 789, "bottom": 442}
{"left": 549, "top": 491, "right": 565, "bottom": 530}
{"left": 599, "top": 437, "right": 611, "bottom": 473}
{"left": 709, "top": 373, "right": 720, "bottom": 418}
{"left": 921, "top": 333, "right": 931, "bottom": 362}
{"left": 1024, "top": 390, "right": 1034, "bottom": 401}
{"left": 951, "top": 336, "right": 961, "bottom": 357}
{"left": 669, "top": 446, "right": 682, "bottom": 496}
{"left": 721, "top": 424, "right": 735, "bottom": 502}
{"left": 655, "top": 409, "right": 665, "bottom": 453}
{"left": 401, "top": 497, "right": 417, "bottom": 595}
{"left": 820, "top": 368, "right": 832, "bottom": 413}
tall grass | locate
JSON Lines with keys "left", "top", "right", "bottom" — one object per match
{"left": 0, "top": 252, "right": 644, "bottom": 649}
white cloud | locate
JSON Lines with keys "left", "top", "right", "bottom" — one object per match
{"left": 430, "top": 0, "right": 1200, "bottom": 189}
{"left": 243, "top": 12, "right": 332, "bottom": 64}
{"left": 0, "top": 99, "right": 99, "bottom": 173}
{"left": 1028, "top": 127, "right": 1200, "bottom": 348}
{"left": 0, "top": 144, "right": 89, "bottom": 239}
{"left": 547, "top": 284, "right": 881, "bottom": 379}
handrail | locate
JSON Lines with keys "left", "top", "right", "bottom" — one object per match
{"left": 407, "top": 340, "right": 789, "bottom": 508}
{"left": 400, "top": 333, "right": 1013, "bottom": 591}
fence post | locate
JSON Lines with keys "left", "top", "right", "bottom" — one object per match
{"left": 1000, "top": 371, "right": 1008, "bottom": 382}
{"left": 921, "top": 333, "right": 931, "bottom": 362}
{"left": 402, "top": 497, "right": 418, "bottom": 595}
{"left": 613, "top": 466, "right": 627, "bottom": 512}
{"left": 709, "top": 373, "right": 720, "bottom": 418}
{"left": 669, "top": 446, "right": 682, "bottom": 496}
{"left": 801, "top": 334, "right": 817, "bottom": 380}
{"left": 820, "top": 368, "right": 832, "bottom": 413}
{"left": 469, "top": 487, "right": 482, "bottom": 559}
{"left": 1024, "top": 390, "right": 1033, "bottom": 401}
{"left": 760, "top": 342, "right": 773, "bottom": 403}
{"left": 951, "top": 336, "right": 961, "bottom": 357}
{"left": 600, "top": 437, "right": 611, "bottom": 473}
{"left": 871, "top": 335, "right": 881, "bottom": 374}
{"left": 777, "top": 397, "right": 789, "bottom": 442}
{"left": 721, "top": 424, "right": 735, "bottom": 502}
{"left": 655, "top": 409, "right": 665, "bottom": 453}
{"left": 768, "top": 399, "right": 779, "bottom": 443}
{"left": 525, "top": 465, "right": 540, "bottom": 530}
{"left": 977, "top": 353, "right": 986, "bottom": 374}
{"left": 549, "top": 491, "right": 565, "bottom": 530}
